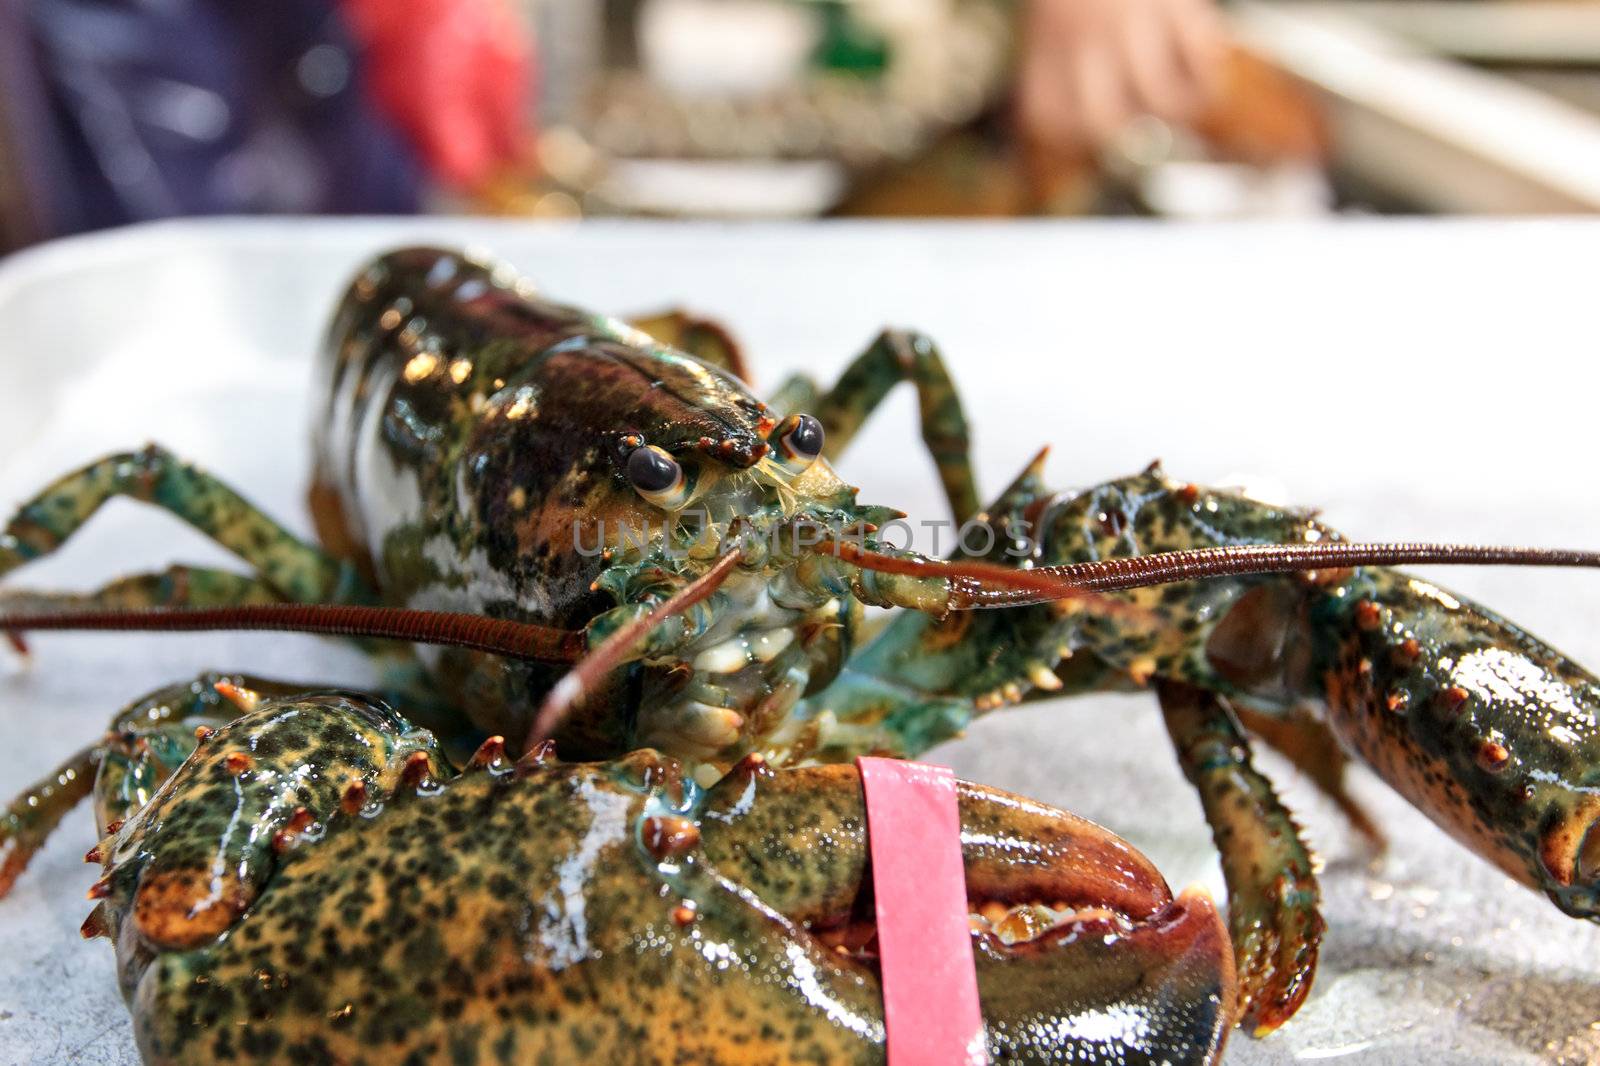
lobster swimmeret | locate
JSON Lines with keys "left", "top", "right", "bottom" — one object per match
{"left": 3, "top": 247, "right": 1600, "bottom": 1062}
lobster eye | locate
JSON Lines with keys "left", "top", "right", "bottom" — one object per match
{"left": 775, "top": 414, "right": 824, "bottom": 468}
{"left": 627, "top": 444, "right": 688, "bottom": 507}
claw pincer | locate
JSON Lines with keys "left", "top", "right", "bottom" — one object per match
{"left": 1318, "top": 573, "right": 1600, "bottom": 918}
{"left": 86, "top": 690, "right": 1233, "bottom": 1065}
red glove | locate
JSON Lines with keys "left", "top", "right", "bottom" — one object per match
{"left": 341, "top": 0, "right": 533, "bottom": 189}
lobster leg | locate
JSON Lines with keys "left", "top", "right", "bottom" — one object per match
{"left": 1158, "top": 680, "right": 1323, "bottom": 1035}
{"left": 0, "top": 743, "right": 97, "bottom": 897}
{"left": 627, "top": 309, "right": 753, "bottom": 384}
{"left": 0, "top": 444, "right": 358, "bottom": 603}
{"left": 0, "top": 565, "right": 282, "bottom": 615}
{"left": 772, "top": 328, "right": 980, "bottom": 524}
{"left": 1233, "top": 705, "right": 1387, "bottom": 850}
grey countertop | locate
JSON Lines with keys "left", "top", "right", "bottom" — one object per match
{"left": 2, "top": 218, "right": 1598, "bottom": 1064}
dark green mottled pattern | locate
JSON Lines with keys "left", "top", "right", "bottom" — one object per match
{"left": 90, "top": 674, "right": 267, "bottom": 831}
{"left": 0, "top": 567, "right": 283, "bottom": 622}
{"left": 0, "top": 445, "right": 350, "bottom": 603}
{"left": 84, "top": 689, "right": 1233, "bottom": 1065}
{"left": 312, "top": 247, "right": 769, "bottom": 631}
{"left": 1158, "top": 681, "right": 1321, "bottom": 1033}
{"left": 1022, "top": 470, "right": 1600, "bottom": 922}
{"left": 811, "top": 461, "right": 1336, "bottom": 755}
{"left": 1028, "top": 470, "right": 1328, "bottom": 700}
{"left": 90, "top": 693, "right": 443, "bottom": 993}
{"left": 1316, "top": 568, "right": 1600, "bottom": 916}
{"left": 698, "top": 760, "right": 870, "bottom": 922}
{"left": 813, "top": 461, "right": 1600, "bottom": 1027}
{"left": 1, "top": 674, "right": 307, "bottom": 897}
{"left": 128, "top": 748, "right": 885, "bottom": 1066}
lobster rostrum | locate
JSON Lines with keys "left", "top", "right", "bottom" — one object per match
{"left": 3, "top": 246, "right": 1600, "bottom": 1059}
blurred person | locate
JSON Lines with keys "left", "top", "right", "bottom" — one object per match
{"left": 0, "top": 0, "right": 420, "bottom": 247}
{"left": 0, "top": 0, "right": 530, "bottom": 251}
{"left": 342, "top": 0, "right": 532, "bottom": 191}
{"left": 1015, "top": 0, "right": 1228, "bottom": 203}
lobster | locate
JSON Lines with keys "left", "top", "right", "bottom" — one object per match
{"left": 2, "top": 246, "right": 1599, "bottom": 1062}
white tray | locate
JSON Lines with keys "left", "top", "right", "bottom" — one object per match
{"left": 3, "top": 217, "right": 1599, "bottom": 1065}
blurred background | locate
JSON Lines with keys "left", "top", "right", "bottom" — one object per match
{"left": 4, "top": 0, "right": 1600, "bottom": 251}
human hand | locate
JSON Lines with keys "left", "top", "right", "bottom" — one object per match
{"left": 1015, "top": 0, "right": 1226, "bottom": 156}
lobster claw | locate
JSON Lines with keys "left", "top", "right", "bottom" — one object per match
{"left": 107, "top": 727, "right": 1231, "bottom": 1065}
{"left": 699, "top": 762, "right": 1236, "bottom": 1065}
{"left": 967, "top": 842, "right": 1235, "bottom": 1061}
{"left": 972, "top": 885, "right": 1233, "bottom": 1062}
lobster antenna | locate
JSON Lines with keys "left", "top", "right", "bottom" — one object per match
{"left": 823, "top": 539, "right": 1150, "bottom": 621}
{"left": 525, "top": 548, "right": 745, "bottom": 751}
{"left": 959, "top": 542, "right": 1600, "bottom": 608}
{"left": 0, "top": 603, "right": 587, "bottom": 663}
{"left": 827, "top": 540, "right": 1101, "bottom": 600}
{"left": 828, "top": 540, "right": 1600, "bottom": 610}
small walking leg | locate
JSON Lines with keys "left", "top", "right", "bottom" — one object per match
{"left": 1, "top": 565, "right": 283, "bottom": 618}
{"left": 628, "top": 309, "right": 753, "bottom": 384}
{"left": 1235, "top": 704, "right": 1387, "bottom": 852}
{"left": 0, "top": 445, "right": 357, "bottom": 603}
{"left": 772, "top": 329, "right": 979, "bottom": 524}
{"left": 1159, "top": 680, "right": 1324, "bottom": 1035}
{"left": 0, "top": 565, "right": 288, "bottom": 656}
{"left": 0, "top": 744, "right": 97, "bottom": 896}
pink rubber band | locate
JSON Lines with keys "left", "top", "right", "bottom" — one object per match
{"left": 857, "top": 757, "right": 988, "bottom": 1066}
